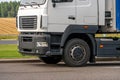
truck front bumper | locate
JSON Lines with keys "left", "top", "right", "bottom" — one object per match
{"left": 18, "top": 33, "right": 51, "bottom": 56}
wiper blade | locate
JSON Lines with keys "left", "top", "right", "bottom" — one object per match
{"left": 25, "top": 2, "right": 32, "bottom": 6}
{"left": 31, "top": 2, "right": 38, "bottom": 4}
{"left": 20, "top": 4, "right": 26, "bottom": 7}
{"left": 31, "top": 2, "right": 41, "bottom": 6}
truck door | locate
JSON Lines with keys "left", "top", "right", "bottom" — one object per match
{"left": 48, "top": 0, "right": 76, "bottom": 32}
{"left": 76, "top": 0, "right": 98, "bottom": 25}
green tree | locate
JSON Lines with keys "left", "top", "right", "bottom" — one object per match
{"left": 0, "top": 1, "right": 20, "bottom": 17}
{"left": 0, "top": 3, "right": 1, "bottom": 17}
{"left": 1, "top": 2, "right": 4, "bottom": 17}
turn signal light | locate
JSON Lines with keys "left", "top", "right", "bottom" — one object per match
{"left": 83, "top": 25, "right": 89, "bottom": 30}
{"left": 100, "top": 44, "right": 104, "bottom": 48}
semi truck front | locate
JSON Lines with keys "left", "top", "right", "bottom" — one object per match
{"left": 17, "top": 0, "right": 120, "bottom": 67}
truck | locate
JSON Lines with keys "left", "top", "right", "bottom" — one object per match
{"left": 17, "top": 0, "right": 120, "bottom": 67}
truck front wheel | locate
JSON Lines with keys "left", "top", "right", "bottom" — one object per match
{"left": 63, "top": 39, "right": 90, "bottom": 67}
{"left": 39, "top": 56, "right": 62, "bottom": 64}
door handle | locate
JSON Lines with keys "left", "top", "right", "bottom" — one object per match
{"left": 68, "top": 16, "right": 76, "bottom": 20}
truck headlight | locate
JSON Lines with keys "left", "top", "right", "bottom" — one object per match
{"left": 36, "top": 42, "right": 48, "bottom": 47}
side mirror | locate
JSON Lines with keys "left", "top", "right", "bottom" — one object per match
{"left": 52, "top": 0, "right": 62, "bottom": 8}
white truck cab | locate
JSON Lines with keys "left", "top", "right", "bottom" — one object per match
{"left": 17, "top": 0, "right": 120, "bottom": 67}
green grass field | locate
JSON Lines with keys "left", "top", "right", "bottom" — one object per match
{"left": 0, "top": 35, "right": 18, "bottom": 40}
{"left": 0, "top": 44, "right": 34, "bottom": 59}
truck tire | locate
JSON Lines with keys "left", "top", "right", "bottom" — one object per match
{"left": 39, "top": 56, "right": 62, "bottom": 64}
{"left": 63, "top": 39, "right": 90, "bottom": 67}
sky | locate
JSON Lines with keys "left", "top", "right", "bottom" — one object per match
{"left": 0, "top": 0, "right": 20, "bottom": 2}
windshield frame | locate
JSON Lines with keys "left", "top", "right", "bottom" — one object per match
{"left": 20, "top": 0, "right": 46, "bottom": 6}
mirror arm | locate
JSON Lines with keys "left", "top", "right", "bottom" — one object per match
{"left": 53, "top": 3, "right": 56, "bottom": 8}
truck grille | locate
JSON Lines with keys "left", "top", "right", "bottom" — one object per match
{"left": 19, "top": 16, "right": 37, "bottom": 29}
{"left": 22, "top": 37, "right": 33, "bottom": 42}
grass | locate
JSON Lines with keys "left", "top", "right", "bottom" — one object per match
{"left": 0, "top": 35, "right": 18, "bottom": 40}
{"left": 0, "top": 44, "right": 34, "bottom": 59}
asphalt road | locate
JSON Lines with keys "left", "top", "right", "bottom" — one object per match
{"left": 0, "top": 61, "right": 120, "bottom": 80}
{"left": 0, "top": 40, "right": 17, "bottom": 44}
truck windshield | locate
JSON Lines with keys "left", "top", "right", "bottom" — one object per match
{"left": 20, "top": 0, "right": 46, "bottom": 6}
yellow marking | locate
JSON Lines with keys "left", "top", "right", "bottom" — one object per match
{"left": 95, "top": 33, "right": 120, "bottom": 38}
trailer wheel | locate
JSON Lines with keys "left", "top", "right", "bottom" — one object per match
{"left": 63, "top": 39, "right": 90, "bottom": 67}
{"left": 39, "top": 56, "right": 62, "bottom": 64}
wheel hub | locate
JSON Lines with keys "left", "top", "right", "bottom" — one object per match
{"left": 70, "top": 46, "right": 85, "bottom": 61}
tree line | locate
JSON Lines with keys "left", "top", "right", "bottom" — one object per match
{"left": 0, "top": 1, "right": 20, "bottom": 17}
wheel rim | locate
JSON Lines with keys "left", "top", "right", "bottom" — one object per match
{"left": 70, "top": 45, "right": 86, "bottom": 62}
